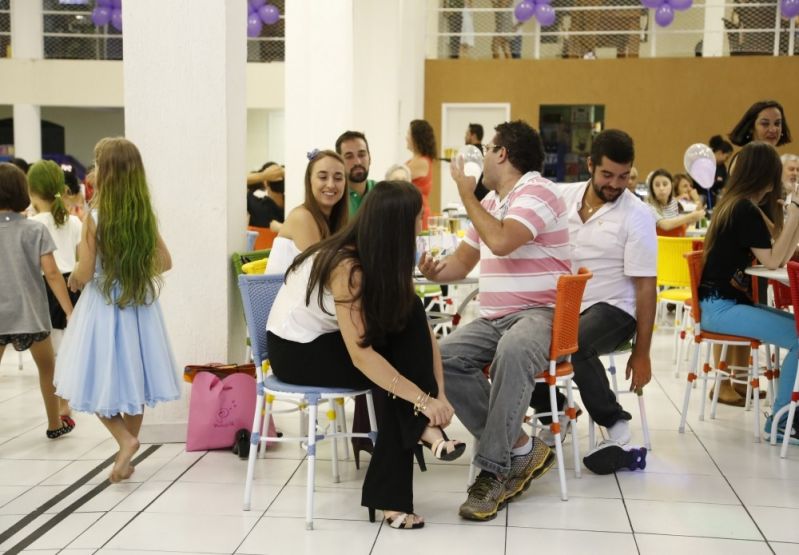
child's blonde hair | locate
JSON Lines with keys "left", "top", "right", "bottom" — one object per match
{"left": 28, "top": 160, "right": 69, "bottom": 227}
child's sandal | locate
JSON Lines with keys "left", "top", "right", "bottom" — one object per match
{"left": 46, "top": 419, "right": 75, "bottom": 439}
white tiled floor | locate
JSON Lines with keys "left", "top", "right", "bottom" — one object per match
{"left": 2, "top": 325, "right": 799, "bottom": 554}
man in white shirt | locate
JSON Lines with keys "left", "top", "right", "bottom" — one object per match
{"left": 530, "top": 129, "right": 657, "bottom": 474}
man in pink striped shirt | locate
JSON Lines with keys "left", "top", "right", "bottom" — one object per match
{"left": 418, "top": 120, "right": 570, "bottom": 521}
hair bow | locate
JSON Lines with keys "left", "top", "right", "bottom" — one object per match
{"left": 306, "top": 148, "right": 320, "bottom": 161}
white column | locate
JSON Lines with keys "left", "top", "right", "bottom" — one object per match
{"left": 12, "top": 104, "right": 41, "bottom": 162}
{"left": 284, "top": 0, "right": 354, "bottom": 211}
{"left": 123, "top": 0, "right": 248, "bottom": 426}
{"left": 10, "top": 0, "right": 43, "bottom": 161}
{"left": 284, "top": 0, "right": 426, "bottom": 211}
{"left": 702, "top": 0, "right": 725, "bottom": 57}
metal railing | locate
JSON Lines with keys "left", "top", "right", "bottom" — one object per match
{"left": 432, "top": 0, "right": 797, "bottom": 59}
{"left": 0, "top": 1, "right": 10, "bottom": 59}
{"left": 37, "top": 0, "right": 284, "bottom": 62}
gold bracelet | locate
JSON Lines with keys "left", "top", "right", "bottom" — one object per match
{"left": 413, "top": 392, "right": 431, "bottom": 416}
{"left": 388, "top": 374, "right": 400, "bottom": 399}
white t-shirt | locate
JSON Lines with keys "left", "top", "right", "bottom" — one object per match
{"left": 266, "top": 255, "right": 339, "bottom": 343}
{"left": 559, "top": 182, "right": 657, "bottom": 317}
{"left": 31, "top": 212, "right": 82, "bottom": 273}
{"left": 265, "top": 236, "right": 301, "bottom": 275}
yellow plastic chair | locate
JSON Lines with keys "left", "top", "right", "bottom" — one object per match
{"left": 656, "top": 237, "right": 697, "bottom": 372}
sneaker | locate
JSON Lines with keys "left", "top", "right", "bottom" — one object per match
{"left": 583, "top": 440, "right": 647, "bottom": 475}
{"left": 764, "top": 416, "right": 799, "bottom": 445}
{"left": 502, "top": 437, "right": 556, "bottom": 502}
{"left": 538, "top": 405, "right": 583, "bottom": 448}
{"left": 607, "top": 419, "right": 632, "bottom": 445}
{"left": 458, "top": 472, "right": 506, "bottom": 521}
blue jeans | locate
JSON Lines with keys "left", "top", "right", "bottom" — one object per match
{"left": 440, "top": 307, "right": 554, "bottom": 477}
{"left": 700, "top": 297, "right": 798, "bottom": 424}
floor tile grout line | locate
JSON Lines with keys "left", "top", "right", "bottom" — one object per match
{"left": 233, "top": 453, "right": 305, "bottom": 554}
{"left": 93, "top": 447, "right": 209, "bottom": 553}
{"left": 650, "top": 370, "right": 775, "bottom": 552}
{"left": 0, "top": 452, "right": 117, "bottom": 545}
{"left": 613, "top": 471, "right": 641, "bottom": 554}
{"left": 2, "top": 444, "right": 161, "bottom": 555}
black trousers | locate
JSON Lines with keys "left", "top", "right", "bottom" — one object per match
{"left": 530, "top": 302, "right": 635, "bottom": 427}
{"left": 267, "top": 299, "right": 435, "bottom": 514}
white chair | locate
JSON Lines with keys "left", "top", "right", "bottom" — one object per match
{"left": 238, "top": 273, "right": 378, "bottom": 530}
{"left": 586, "top": 344, "right": 652, "bottom": 451}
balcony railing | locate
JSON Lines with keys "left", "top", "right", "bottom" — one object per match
{"left": 431, "top": 0, "right": 797, "bottom": 59}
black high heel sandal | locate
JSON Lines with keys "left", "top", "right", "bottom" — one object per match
{"left": 413, "top": 444, "right": 427, "bottom": 471}
{"left": 420, "top": 429, "right": 465, "bottom": 462}
{"left": 368, "top": 507, "right": 425, "bottom": 529}
{"left": 352, "top": 440, "right": 373, "bottom": 470}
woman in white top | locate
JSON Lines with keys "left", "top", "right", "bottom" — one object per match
{"left": 28, "top": 161, "right": 82, "bottom": 336}
{"left": 267, "top": 181, "right": 464, "bottom": 530}
{"left": 265, "top": 150, "right": 348, "bottom": 274}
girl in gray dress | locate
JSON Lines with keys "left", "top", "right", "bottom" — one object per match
{"left": 0, "top": 163, "right": 75, "bottom": 438}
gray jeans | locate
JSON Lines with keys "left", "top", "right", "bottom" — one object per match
{"left": 440, "top": 307, "right": 554, "bottom": 476}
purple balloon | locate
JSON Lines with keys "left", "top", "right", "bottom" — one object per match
{"left": 91, "top": 6, "right": 111, "bottom": 26}
{"left": 535, "top": 0, "right": 552, "bottom": 4}
{"left": 641, "top": 0, "right": 665, "bottom": 8}
{"left": 514, "top": 1, "right": 536, "bottom": 22}
{"left": 249, "top": 0, "right": 267, "bottom": 9}
{"left": 782, "top": 0, "right": 799, "bottom": 18}
{"left": 535, "top": 4, "right": 556, "bottom": 26}
{"left": 110, "top": 9, "right": 122, "bottom": 31}
{"left": 111, "top": 0, "right": 122, "bottom": 9}
{"left": 654, "top": 4, "right": 674, "bottom": 26}
{"left": 669, "top": 0, "right": 692, "bottom": 9}
{"left": 258, "top": 4, "right": 280, "bottom": 25}
{"left": 247, "top": 13, "right": 263, "bottom": 37}
{"left": 96, "top": 0, "right": 113, "bottom": 8}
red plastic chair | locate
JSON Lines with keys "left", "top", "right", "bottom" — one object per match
{"left": 678, "top": 251, "right": 767, "bottom": 442}
{"left": 770, "top": 261, "right": 799, "bottom": 457}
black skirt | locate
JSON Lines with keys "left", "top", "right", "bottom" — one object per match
{"left": 44, "top": 273, "right": 81, "bottom": 330}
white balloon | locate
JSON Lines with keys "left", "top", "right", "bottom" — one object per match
{"left": 457, "top": 144, "right": 484, "bottom": 178}
{"left": 683, "top": 143, "right": 716, "bottom": 190}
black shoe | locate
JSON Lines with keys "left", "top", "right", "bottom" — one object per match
{"left": 583, "top": 440, "right": 647, "bottom": 475}
{"left": 232, "top": 428, "right": 250, "bottom": 459}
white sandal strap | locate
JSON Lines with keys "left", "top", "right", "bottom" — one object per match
{"left": 389, "top": 512, "right": 411, "bottom": 528}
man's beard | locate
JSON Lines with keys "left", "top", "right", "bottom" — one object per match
{"left": 592, "top": 178, "right": 622, "bottom": 203}
{"left": 349, "top": 166, "right": 368, "bottom": 184}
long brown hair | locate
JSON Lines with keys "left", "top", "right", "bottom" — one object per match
{"left": 288, "top": 181, "right": 422, "bottom": 348}
{"left": 303, "top": 150, "right": 348, "bottom": 239}
{"left": 703, "top": 142, "right": 783, "bottom": 262}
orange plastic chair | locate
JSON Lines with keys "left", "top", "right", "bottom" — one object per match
{"left": 247, "top": 225, "right": 278, "bottom": 250}
{"left": 528, "top": 267, "right": 593, "bottom": 501}
{"left": 770, "top": 261, "right": 799, "bottom": 457}
{"left": 678, "top": 251, "right": 766, "bottom": 442}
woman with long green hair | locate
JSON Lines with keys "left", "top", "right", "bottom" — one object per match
{"left": 54, "top": 137, "right": 181, "bottom": 483}
{"left": 28, "top": 160, "right": 83, "bottom": 351}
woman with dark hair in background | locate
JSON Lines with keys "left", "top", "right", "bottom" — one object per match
{"left": 717, "top": 100, "right": 794, "bottom": 406}
{"left": 406, "top": 120, "right": 437, "bottom": 229}
{"left": 267, "top": 181, "right": 464, "bottom": 529}
{"left": 246, "top": 161, "right": 285, "bottom": 232}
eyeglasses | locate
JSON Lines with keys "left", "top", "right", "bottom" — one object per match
{"left": 483, "top": 143, "right": 504, "bottom": 154}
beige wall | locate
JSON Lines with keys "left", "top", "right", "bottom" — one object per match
{"left": 425, "top": 56, "right": 799, "bottom": 212}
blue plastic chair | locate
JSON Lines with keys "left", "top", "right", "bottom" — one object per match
{"left": 237, "top": 273, "right": 377, "bottom": 530}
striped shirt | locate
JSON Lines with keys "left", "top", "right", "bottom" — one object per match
{"left": 463, "top": 172, "right": 571, "bottom": 319}
{"left": 647, "top": 198, "right": 680, "bottom": 221}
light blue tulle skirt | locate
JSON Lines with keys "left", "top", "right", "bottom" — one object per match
{"left": 55, "top": 279, "right": 181, "bottom": 418}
